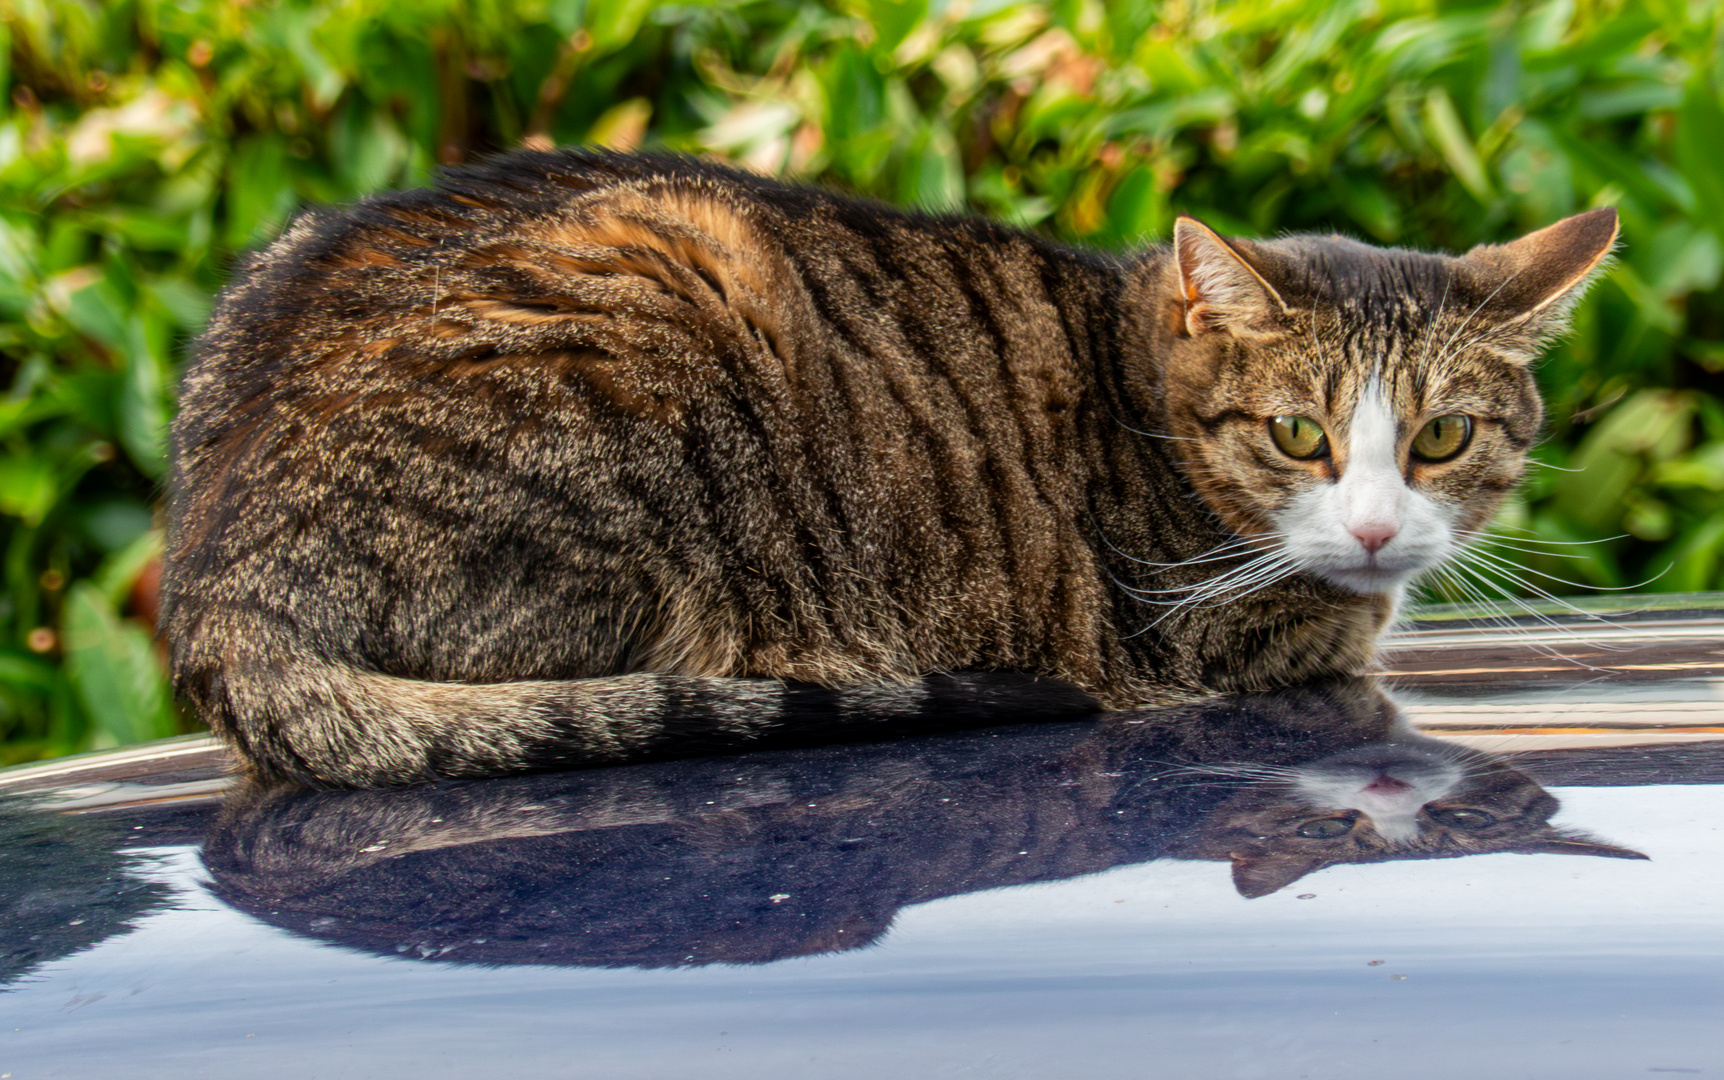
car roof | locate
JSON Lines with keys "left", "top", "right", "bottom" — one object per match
{"left": 3, "top": 596, "right": 1721, "bottom": 1078}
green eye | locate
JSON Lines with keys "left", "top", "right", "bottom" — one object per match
{"left": 1269, "top": 416, "right": 1329, "bottom": 459}
{"left": 1411, "top": 414, "right": 1473, "bottom": 463}
{"left": 1296, "top": 816, "right": 1357, "bottom": 839}
{"left": 1427, "top": 808, "right": 1496, "bottom": 830}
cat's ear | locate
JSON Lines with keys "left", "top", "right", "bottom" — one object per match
{"left": 1230, "top": 853, "right": 1327, "bottom": 898}
{"left": 1461, "top": 207, "right": 1619, "bottom": 333}
{"left": 1173, "top": 217, "right": 1292, "bottom": 337}
{"left": 1516, "top": 833, "right": 1648, "bottom": 861}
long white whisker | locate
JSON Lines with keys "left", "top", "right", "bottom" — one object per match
{"left": 1457, "top": 527, "right": 1629, "bottom": 547}
{"left": 1121, "top": 553, "right": 1304, "bottom": 638}
{"left": 1130, "top": 557, "right": 1299, "bottom": 604}
{"left": 1137, "top": 560, "right": 1301, "bottom": 631}
{"left": 1436, "top": 558, "right": 1636, "bottom": 657}
{"left": 1097, "top": 529, "right": 1267, "bottom": 569}
{"left": 1459, "top": 536, "right": 1590, "bottom": 561}
{"left": 1459, "top": 544, "right": 1668, "bottom": 593}
{"left": 1418, "top": 564, "right": 1613, "bottom": 667}
{"left": 1111, "top": 412, "right": 1198, "bottom": 441}
{"left": 1119, "top": 550, "right": 1295, "bottom": 598}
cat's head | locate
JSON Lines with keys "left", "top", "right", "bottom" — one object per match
{"left": 1174, "top": 736, "right": 1645, "bottom": 898}
{"left": 1141, "top": 210, "right": 1618, "bottom": 596}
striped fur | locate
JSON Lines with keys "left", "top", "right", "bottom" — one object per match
{"left": 163, "top": 150, "right": 1615, "bottom": 787}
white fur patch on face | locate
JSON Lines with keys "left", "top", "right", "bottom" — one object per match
{"left": 1292, "top": 740, "right": 1464, "bottom": 844}
{"left": 1274, "top": 381, "right": 1456, "bottom": 595}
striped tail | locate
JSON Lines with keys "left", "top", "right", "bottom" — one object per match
{"left": 211, "top": 662, "right": 1101, "bottom": 788}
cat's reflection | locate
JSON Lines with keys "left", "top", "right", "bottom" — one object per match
{"left": 1183, "top": 729, "right": 1641, "bottom": 897}
{"left": 202, "top": 680, "right": 1642, "bottom": 966}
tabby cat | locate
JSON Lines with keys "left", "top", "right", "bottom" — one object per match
{"left": 163, "top": 149, "right": 1618, "bottom": 787}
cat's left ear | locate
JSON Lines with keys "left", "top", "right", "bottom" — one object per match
{"left": 1462, "top": 207, "right": 1619, "bottom": 333}
{"left": 1173, "top": 216, "right": 1294, "bottom": 337}
{"left": 1230, "top": 852, "right": 1327, "bottom": 898}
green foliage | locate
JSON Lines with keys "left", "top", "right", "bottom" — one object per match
{"left": 2, "top": 0, "right": 1722, "bottom": 759}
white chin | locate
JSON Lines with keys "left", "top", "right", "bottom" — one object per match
{"left": 1316, "top": 566, "right": 1415, "bottom": 595}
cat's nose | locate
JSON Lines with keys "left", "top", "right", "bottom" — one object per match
{"left": 1363, "top": 774, "right": 1412, "bottom": 794}
{"left": 1350, "top": 523, "right": 1397, "bottom": 554}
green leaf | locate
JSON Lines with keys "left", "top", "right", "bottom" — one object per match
{"left": 1106, "top": 88, "right": 1233, "bottom": 139}
{"left": 1676, "top": 78, "right": 1724, "bottom": 235}
{"left": 61, "top": 583, "right": 177, "bottom": 751}
{"left": 585, "top": 0, "right": 655, "bottom": 54}
{"left": 63, "top": 277, "right": 129, "bottom": 349}
{"left": 119, "top": 315, "right": 171, "bottom": 479}
{"left": 93, "top": 528, "right": 164, "bottom": 610}
{"left": 899, "top": 121, "right": 964, "bottom": 211}
{"left": 0, "top": 649, "right": 54, "bottom": 696}
{"left": 854, "top": 0, "right": 928, "bottom": 57}
{"left": 333, "top": 105, "right": 411, "bottom": 196}
{"left": 1422, "top": 87, "right": 1495, "bottom": 204}
{"left": 0, "top": 453, "right": 58, "bottom": 526}
{"left": 146, "top": 277, "right": 213, "bottom": 333}
{"left": 226, "top": 135, "right": 296, "bottom": 251}
{"left": 1662, "top": 515, "right": 1724, "bottom": 592}
{"left": 1333, "top": 174, "right": 1401, "bottom": 241}
{"left": 1095, "top": 166, "right": 1167, "bottom": 247}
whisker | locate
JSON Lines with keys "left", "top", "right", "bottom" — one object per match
{"left": 1457, "top": 544, "right": 1668, "bottom": 594}
{"left": 1424, "top": 561, "right": 1627, "bottom": 665}
{"left": 1097, "top": 529, "right": 1267, "bottom": 570}
{"left": 1458, "top": 526, "right": 1629, "bottom": 547}
{"left": 1136, "top": 560, "right": 1301, "bottom": 632}
{"left": 1454, "top": 528, "right": 1628, "bottom": 548}
{"left": 1111, "top": 413, "right": 1198, "bottom": 441}
{"left": 1457, "top": 536, "right": 1590, "bottom": 561}
{"left": 1415, "top": 564, "right": 1609, "bottom": 665}
{"left": 1123, "top": 552, "right": 1297, "bottom": 598}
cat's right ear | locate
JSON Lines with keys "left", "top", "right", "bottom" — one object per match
{"left": 1517, "top": 833, "right": 1649, "bottom": 861}
{"left": 1173, "top": 217, "right": 1292, "bottom": 337}
{"left": 1461, "top": 207, "right": 1620, "bottom": 335}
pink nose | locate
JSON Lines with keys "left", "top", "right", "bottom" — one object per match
{"left": 1351, "top": 524, "right": 1397, "bottom": 554}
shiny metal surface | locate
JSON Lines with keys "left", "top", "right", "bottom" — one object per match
{"left": 3, "top": 601, "right": 1721, "bottom": 1078}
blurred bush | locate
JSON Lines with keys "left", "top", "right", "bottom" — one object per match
{"left": 1, "top": 0, "right": 1721, "bottom": 760}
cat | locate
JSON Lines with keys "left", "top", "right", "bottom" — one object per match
{"left": 161, "top": 149, "right": 1619, "bottom": 787}
{"left": 200, "top": 680, "right": 1643, "bottom": 967}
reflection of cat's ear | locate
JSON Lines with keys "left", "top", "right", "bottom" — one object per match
{"left": 1518, "top": 834, "right": 1649, "bottom": 861}
{"left": 1173, "top": 217, "right": 1291, "bottom": 337}
{"left": 1462, "top": 208, "right": 1619, "bottom": 336}
{"left": 1230, "top": 853, "right": 1327, "bottom": 898}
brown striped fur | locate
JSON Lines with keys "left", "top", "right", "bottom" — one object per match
{"left": 163, "top": 150, "right": 1616, "bottom": 787}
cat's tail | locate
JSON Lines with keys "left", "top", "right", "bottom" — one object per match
{"left": 200, "top": 661, "right": 1101, "bottom": 788}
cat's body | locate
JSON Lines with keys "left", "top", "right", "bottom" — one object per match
{"left": 163, "top": 150, "right": 1616, "bottom": 787}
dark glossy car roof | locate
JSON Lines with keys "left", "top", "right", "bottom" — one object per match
{"left": 3, "top": 598, "right": 1722, "bottom": 1079}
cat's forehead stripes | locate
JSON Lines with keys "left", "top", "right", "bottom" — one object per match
{"left": 1281, "top": 241, "right": 1460, "bottom": 312}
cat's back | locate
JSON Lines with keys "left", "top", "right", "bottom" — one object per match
{"left": 178, "top": 150, "right": 1113, "bottom": 447}
{"left": 166, "top": 150, "right": 1130, "bottom": 692}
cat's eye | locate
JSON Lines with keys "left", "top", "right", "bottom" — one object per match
{"left": 1427, "top": 808, "right": 1496, "bottom": 830}
{"left": 1269, "top": 416, "right": 1329, "bottom": 460}
{"left": 1295, "top": 816, "right": 1356, "bottom": 839}
{"left": 1410, "top": 414, "right": 1473, "bottom": 463}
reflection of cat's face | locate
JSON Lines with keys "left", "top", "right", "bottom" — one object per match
{"left": 1179, "top": 737, "right": 1643, "bottom": 898}
{"left": 1290, "top": 740, "right": 1466, "bottom": 842}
